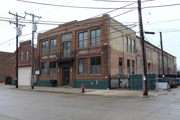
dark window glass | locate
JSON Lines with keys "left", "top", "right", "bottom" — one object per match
{"left": 129, "top": 38, "right": 132, "bottom": 52}
{"left": 63, "top": 42, "right": 71, "bottom": 57}
{"left": 91, "top": 56, "right": 101, "bottom": 74}
{"left": 127, "top": 59, "right": 130, "bottom": 74}
{"left": 50, "top": 39, "right": 56, "bottom": 53}
{"left": 78, "top": 58, "right": 88, "bottom": 74}
{"left": 125, "top": 36, "right": 128, "bottom": 52}
{"left": 91, "top": 29, "right": 101, "bottom": 47}
{"left": 41, "top": 62, "right": 47, "bottom": 76}
{"left": 79, "top": 32, "right": 88, "bottom": 48}
{"left": 49, "top": 61, "right": 56, "bottom": 76}
{"left": 132, "top": 60, "right": 135, "bottom": 74}
{"left": 119, "top": 58, "right": 123, "bottom": 74}
{"left": 132, "top": 40, "right": 135, "bottom": 53}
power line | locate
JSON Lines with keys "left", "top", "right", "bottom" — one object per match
{"left": 16, "top": 0, "right": 134, "bottom": 9}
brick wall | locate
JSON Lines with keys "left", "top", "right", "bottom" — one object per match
{"left": 0, "top": 52, "right": 14, "bottom": 78}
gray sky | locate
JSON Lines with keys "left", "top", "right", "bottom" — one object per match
{"left": 0, "top": 0, "right": 180, "bottom": 70}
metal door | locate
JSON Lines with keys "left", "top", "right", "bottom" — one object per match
{"left": 63, "top": 67, "right": 70, "bottom": 86}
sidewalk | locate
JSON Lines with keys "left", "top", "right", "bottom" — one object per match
{"left": 2, "top": 84, "right": 164, "bottom": 97}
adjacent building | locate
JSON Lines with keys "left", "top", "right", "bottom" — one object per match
{"left": 0, "top": 51, "right": 14, "bottom": 83}
{"left": 12, "top": 40, "right": 37, "bottom": 86}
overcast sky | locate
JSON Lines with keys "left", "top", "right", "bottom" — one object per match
{"left": 0, "top": 0, "right": 180, "bottom": 70}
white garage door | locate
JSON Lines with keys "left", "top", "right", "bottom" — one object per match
{"left": 18, "top": 66, "right": 31, "bottom": 86}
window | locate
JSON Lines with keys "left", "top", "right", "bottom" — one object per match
{"left": 20, "top": 51, "right": 23, "bottom": 61}
{"left": 79, "top": 32, "right": 88, "bottom": 48}
{"left": 50, "top": 39, "right": 56, "bottom": 53}
{"left": 132, "top": 60, "right": 135, "bottom": 74}
{"left": 49, "top": 61, "right": 56, "bottom": 76}
{"left": 127, "top": 59, "right": 130, "bottom": 74}
{"left": 78, "top": 58, "right": 88, "bottom": 74}
{"left": 125, "top": 36, "right": 128, "bottom": 52}
{"left": 119, "top": 58, "right": 123, "bottom": 74}
{"left": 91, "top": 56, "right": 101, "bottom": 74}
{"left": 91, "top": 29, "right": 101, "bottom": 47}
{"left": 129, "top": 38, "right": 132, "bottom": 52}
{"left": 63, "top": 42, "right": 71, "bottom": 57}
{"left": 132, "top": 40, "right": 135, "bottom": 53}
{"left": 149, "top": 51, "right": 151, "bottom": 60}
{"left": 146, "top": 50, "right": 149, "bottom": 60}
{"left": 42, "top": 41, "right": 48, "bottom": 54}
{"left": 41, "top": 62, "right": 47, "bottom": 76}
{"left": 148, "top": 63, "right": 151, "bottom": 71}
{"left": 25, "top": 51, "right": 28, "bottom": 60}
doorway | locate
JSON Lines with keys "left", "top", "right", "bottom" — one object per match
{"left": 63, "top": 67, "right": 70, "bottom": 86}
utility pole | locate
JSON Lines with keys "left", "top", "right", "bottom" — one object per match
{"left": 160, "top": 32, "right": 165, "bottom": 82}
{"left": 25, "top": 12, "right": 41, "bottom": 89}
{"left": 138, "top": 0, "right": 148, "bottom": 96}
{"left": 9, "top": 11, "right": 25, "bottom": 88}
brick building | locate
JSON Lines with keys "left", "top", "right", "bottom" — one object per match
{"left": 0, "top": 51, "right": 14, "bottom": 83}
{"left": 34, "top": 14, "right": 176, "bottom": 89}
{"left": 12, "top": 40, "right": 37, "bottom": 86}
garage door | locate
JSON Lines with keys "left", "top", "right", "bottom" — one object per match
{"left": 18, "top": 66, "right": 31, "bottom": 86}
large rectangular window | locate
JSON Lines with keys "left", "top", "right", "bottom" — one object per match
{"left": 78, "top": 58, "right": 88, "bottom": 74}
{"left": 41, "top": 62, "right": 47, "bottom": 76}
{"left": 42, "top": 41, "right": 48, "bottom": 54}
{"left": 91, "top": 56, "right": 101, "bottom": 74}
{"left": 63, "top": 42, "right": 71, "bottom": 57}
{"left": 91, "top": 29, "right": 101, "bottom": 47}
{"left": 132, "top": 40, "right": 135, "bottom": 53}
{"left": 49, "top": 61, "right": 56, "bottom": 76}
{"left": 119, "top": 58, "right": 123, "bottom": 74}
{"left": 132, "top": 60, "right": 135, "bottom": 74}
{"left": 125, "top": 36, "right": 128, "bottom": 52}
{"left": 129, "top": 38, "right": 132, "bottom": 52}
{"left": 127, "top": 59, "right": 130, "bottom": 74}
{"left": 50, "top": 39, "right": 56, "bottom": 53}
{"left": 79, "top": 32, "right": 88, "bottom": 48}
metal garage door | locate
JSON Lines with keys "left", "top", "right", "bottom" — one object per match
{"left": 18, "top": 66, "right": 31, "bottom": 86}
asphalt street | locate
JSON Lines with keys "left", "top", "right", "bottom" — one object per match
{"left": 0, "top": 85, "right": 180, "bottom": 120}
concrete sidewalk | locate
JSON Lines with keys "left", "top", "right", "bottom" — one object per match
{"left": 1, "top": 84, "right": 164, "bottom": 97}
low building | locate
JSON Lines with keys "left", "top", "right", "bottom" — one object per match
{"left": 0, "top": 51, "right": 14, "bottom": 83}
{"left": 12, "top": 40, "right": 37, "bottom": 86}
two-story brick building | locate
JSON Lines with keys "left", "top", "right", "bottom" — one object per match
{"left": 34, "top": 14, "right": 177, "bottom": 89}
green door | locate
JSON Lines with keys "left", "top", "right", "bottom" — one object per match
{"left": 63, "top": 67, "right": 70, "bottom": 86}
